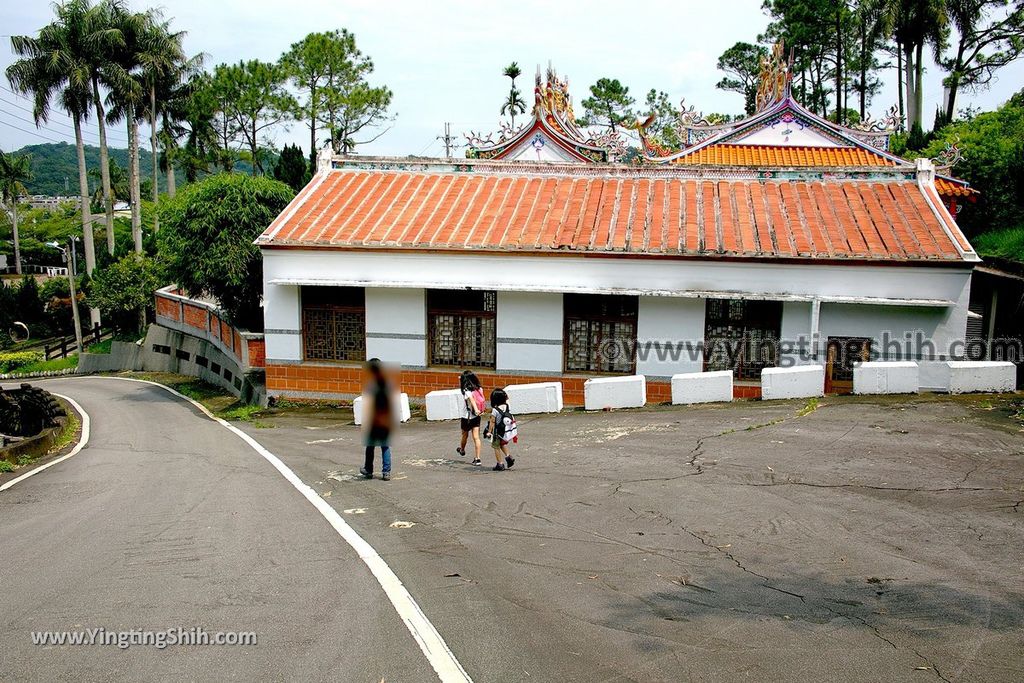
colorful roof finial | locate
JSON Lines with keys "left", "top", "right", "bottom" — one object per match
{"left": 755, "top": 41, "right": 792, "bottom": 112}
{"left": 465, "top": 62, "right": 621, "bottom": 163}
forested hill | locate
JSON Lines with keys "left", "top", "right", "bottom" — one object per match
{"left": 13, "top": 142, "right": 176, "bottom": 196}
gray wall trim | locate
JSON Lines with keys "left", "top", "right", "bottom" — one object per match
{"left": 497, "top": 337, "right": 563, "bottom": 345}
{"left": 366, "top": 332, "right": 426, "bottom": 340}
{"left": 265, "top": 328, "right": 301, "bottom": 335}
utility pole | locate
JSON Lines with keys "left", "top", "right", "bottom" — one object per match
{"left": 436, "top": 122, "right": 459, "bottom": 158}
{"left": 48, "top": 238, "right": 83, "bottom": 354}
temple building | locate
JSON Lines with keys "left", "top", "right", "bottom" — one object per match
{"left": 256, "top": 49, "right": 981, "bottom": 403}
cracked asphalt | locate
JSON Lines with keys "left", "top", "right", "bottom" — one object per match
{"left": 241, "top": 393, "right": 1024, "bottom": 683}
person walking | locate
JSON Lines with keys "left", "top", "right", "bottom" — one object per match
{"left": 360, "top": 358, "right": 399, "bottom": 481}
{"left": 456, "top": 370, "right": 485, "bottom": 466}
{"left": 483, "top": 388, "right": 517, "bottom": 472}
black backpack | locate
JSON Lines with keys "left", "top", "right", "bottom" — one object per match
{"left": 493, "top": 405, "right": 519, "bottom": 444}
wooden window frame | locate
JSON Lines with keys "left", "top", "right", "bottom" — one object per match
{"left": 301, "top": 286, "right": 367, "bottom": 363}
{"left": 426, "top": 289, "right": 497, "bottom": 369}
{"left": 702, "top": 298, "right": 782, "bottom": 381}
{"left": 563, "top": 293, "right": 639, "bottom": 374}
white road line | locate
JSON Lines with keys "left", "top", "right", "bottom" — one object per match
{"left": 0, "top": 393, "right": 91, "bottom": 493}
{"left": 86, "top": 377, "right": 473, "bottom": 683}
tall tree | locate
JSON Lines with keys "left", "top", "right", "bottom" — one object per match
{"left": 7, "top": 0, "right": 102, "bottom": 324}
{"left": 214, "top": 60, "right": 294, "bottom": 174}
{"left": 941, "top": 0, "right": 1024, "bottom": 121}
{"left": 0, "top": 151, "right": 32, "bottom": 275}
{"left": 580, "top": 78, "right": 635, "bottom": 133}
{"left": 313, "top": 30, "right": 393, "bottom": 154}
{"left": 83, "top": 0, "right": 131, "bottom": 256}
{"left": 643, "top": 90, "right": 682, "bottom": 148}
{"left": 500, "top": 62, "right": 527, "bottom": 128}
{"left": 883, "top": 0, "right": 949, "bottom": 129}
{"left": 850, "top": 0, "right": 889, "bottom": 119}
{"left": 281, "top": 32, "right": 334, "bottom": 169}
{"left": 715, "top": 42, "right": 768, "bottom": 115}
{"left": 273, "top": 143, "right": 308, "bottom": 192}
{"left": 136, "top": 12, "right": 194, "bottom": 233}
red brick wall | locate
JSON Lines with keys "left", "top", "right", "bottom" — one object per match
{"left": 183, "top": 304, "right": 207, "bottom": 331}
{"left": 156, "top": 296, "right": 180, "bottom": 321}
{"left": 266, "top": 363, "right": 760, "bottom": 404}
{"left": 247, "top": 339, "right": 266, "bottom": 368}
{"left": 267, "top": 363, "right": 681, "bottom": 406}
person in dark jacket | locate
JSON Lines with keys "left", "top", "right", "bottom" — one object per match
{"left": 360, "top": 358, "right": 399, "bottom": 481}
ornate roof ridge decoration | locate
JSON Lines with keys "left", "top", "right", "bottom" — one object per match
{"left": 464, "top": 62, "right": 625, "bottom": 163}
{"left": 755, "top": 40, "right": 794, "bottom": 113}
{"left": 932, "top": 136, "right": 965, "bottom": 174}
{"left": 326, "top": 154, "right": 925, "bottom": 184}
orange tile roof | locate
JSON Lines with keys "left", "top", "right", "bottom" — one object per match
{"left": 672, "top": 144, "right": 896, "bottom": 167}
{"left": 935, "top": 176, "right": 977, "bottom": 198}
{"left": 259, "top": 170, "right": 972, "bottom": 262}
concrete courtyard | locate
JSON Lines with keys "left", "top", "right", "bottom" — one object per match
{"left": 244, "top": 392, "right": 1024, "bottom": 682}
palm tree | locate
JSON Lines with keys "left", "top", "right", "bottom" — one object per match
{"left": 7, "top": 0, "right": 102, "bottom": 325}
{"left": 83, "top": 0, "right": 131, "bottom": 256}
{"left": 136, "top": 16, "right": 197, "bottom": 230}
{"left": 500, "top": 62, "right": 527, "bottom": 128}
{"left": 105, "top": 3, "right": 147, "bottom": 253}
{"left": 0, "top": 151, "right": 32, "bottom": 275}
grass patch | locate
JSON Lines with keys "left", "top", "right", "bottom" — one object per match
{"left": 973, "top": 226, "right": 1024, "bottom": 263}
{"left": 86, "top": 339, "right": 113, "bottom": 354}
{"left": 797, "top": 397, "right": 820, "bottom": 417}
{"left": 51, "top": 403, "right": 81, "bottom": 453}
{"left": 123, "top": 372, "right": 271, "bottom": 426}
{"left": 13, "top": 355, "right": 79, "bottom": 374}
{"left": 2, "top": 355, "right": 79, "bottom": 375}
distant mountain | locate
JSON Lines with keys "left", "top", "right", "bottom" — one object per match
{"left": 13, "top": 142, "right": 175, "bottom": 197}
{"left": 12, "top": 142, "right": 264, "bottom": 197}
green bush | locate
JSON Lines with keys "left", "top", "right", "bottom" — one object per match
{"left": 0, "top": 350, "right": 43, "bottom": 373}
{"left": 87, "top": 254, "right": 161, "bottom": 335}
{"left": 158, "top": 173, "right": 294, "bottom": 331}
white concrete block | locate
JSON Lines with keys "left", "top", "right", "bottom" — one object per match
{"left": 425, "top": 388, "right": 464, "bottom": 421}
{"left": 853, "top": 361, "right": 919, "bottom": 395}
{"left": 761, "top": 365, "right": 824, "bottom": 400}
{"left": 671, "top": 370, "right": 733, "bottom": 405}
{"left": 353, "top": 393, "right": 412, "bottom": 425}
{"left": 504, "top": 382, "right": 563, "bottom": 414}
{"left": 584, "top": 375, "right": 646, "bottom": 410}
{"left": 944, "top": 361, "right": 1016, "bottom": 394}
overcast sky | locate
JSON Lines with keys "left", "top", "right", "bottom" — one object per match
{"left": 2, "top": 0, "right": 1022, "bottom": 159}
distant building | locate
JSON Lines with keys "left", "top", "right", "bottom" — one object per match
{"left": 256, "top": 48, "right": 980, "bottom": 403}
{"left": 23, "top": 195, "right": 81, "bottom": 211}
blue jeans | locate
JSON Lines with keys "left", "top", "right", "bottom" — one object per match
{"left": 364, "top": 446, "right": 391, "bottom": 473}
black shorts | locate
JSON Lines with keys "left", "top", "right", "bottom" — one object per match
{"left": 460, "top": 416, "right": 481, "bottom": 432}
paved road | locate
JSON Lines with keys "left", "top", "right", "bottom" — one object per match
{"left": 0, "top": 377, "right": 436, "bottom": 682}
{"left": 243, "top": 393, "right": 1024, "bottom": 683}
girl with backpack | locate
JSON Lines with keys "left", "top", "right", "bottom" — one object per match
{"left": 483, "top": 388, "right": 517, "bottom": 472}
{"left": 456, "top": 371, "right": 485, "bottom": 466}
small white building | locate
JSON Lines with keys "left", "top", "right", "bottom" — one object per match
{"left": 256, "top": 58, "right": 980, "bottom": 404}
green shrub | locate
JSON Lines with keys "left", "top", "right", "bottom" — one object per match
{"left": 0, "top": 460, "right": 14, "bottom": 473}
{"left": 0, "top": 350, "right": 43, "bottom": 373}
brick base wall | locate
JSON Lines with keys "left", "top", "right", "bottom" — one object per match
{"left": 266, "top": 363, "right": 762, "bottom": 405}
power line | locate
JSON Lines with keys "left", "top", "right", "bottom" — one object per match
{"left": 0, "top": 117, "right": 71, "bottom": 144}
{"left": 0, "top": 99, "right": 106, "bottom": 143}
{"left": 0, "top": 84, "right": 130, "bottom": 143}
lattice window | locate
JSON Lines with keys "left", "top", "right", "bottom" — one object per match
{"left": 703, "top": 299, "right": 781, "bottom": 380}
{"left": 427, "top": 289, "right": 496, "bottom": 368}
{"left": 826, "top": 337, "right": 871, "bottom": 382}
{"left": 302, "top": 286, "right": 366, "bottom": 362}
{"left": 564, "top": 294, "right": 638, "bottom": 373}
